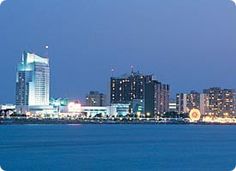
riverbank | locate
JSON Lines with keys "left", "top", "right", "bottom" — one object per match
{"left": 1, "top": 117, "right": 236, "bottom": 125}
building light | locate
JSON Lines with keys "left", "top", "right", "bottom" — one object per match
{"left": 68, "top": 102, "right": 81, "bottom": 113}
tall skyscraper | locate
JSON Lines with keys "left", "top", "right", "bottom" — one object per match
{"left": 110, "top": 71, "right": 152, "bottom": 104}
{"left": 110, "top": 71, "right": 169, "bottom": 117}
{"left": 16, "top": 51, "right": 50, "bottom": 107}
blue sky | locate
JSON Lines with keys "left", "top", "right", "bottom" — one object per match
{"left": 0, "top": 0, "right": 236, "bottom": 103}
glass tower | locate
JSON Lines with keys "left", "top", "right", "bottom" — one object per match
{"left": 16, "top": 51, "right": 50, "bottom": 106}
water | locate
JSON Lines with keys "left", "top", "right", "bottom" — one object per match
{"left": 0, "top": 124, "right": 235, "bottom": 171}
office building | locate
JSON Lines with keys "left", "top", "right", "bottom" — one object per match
{"left": 16, "top": 51, "right": 50, "bottom": 112}
{"left": 110, "top": 71, "right": 169, "bottom": 117}
{"left": 86, "top": 91, "right": 106, "bottom": 106}
{"left": 110, "top": 71, "right": 152, "bottom": 104}
{"left": 144, "top": 80, "right": 169, "bottom": 117}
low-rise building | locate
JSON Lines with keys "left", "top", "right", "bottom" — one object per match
{"left": 86, "top": 91, "right": 106, "bottom": 106}
{"left": 169, "top": 100, "right": 177, "bottom": 112}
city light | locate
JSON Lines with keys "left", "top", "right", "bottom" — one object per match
{"left": 68, "top": 102, "right": 81, "bottom": 113}
{"left": 202, "top": 116, "right": 236, "bottom": 124}
{"left": 189, "top": 109, "right": 201, "bottom": 122}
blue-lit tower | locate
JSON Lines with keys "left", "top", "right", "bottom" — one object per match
{"left": 16, "top": 51, "right": 50, "bottom": 106}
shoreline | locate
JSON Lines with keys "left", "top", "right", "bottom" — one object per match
{"left": 1, "top": 118, "right": 236, "bottom": 126}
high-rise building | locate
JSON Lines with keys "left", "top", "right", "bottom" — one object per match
{"left": 110, "top": 71, "right": 169, "bottom": 117}
{"left": 176, "top": 91, "right": 205, "bottom": 114}
{"left": 110, "top": 71, "right": 152, "bottom": 104}
{"left": 176, "top": 93, "right": 186, "bottom": 114}
{"left": 86, "top": 91, "right": 106, "bottom": 106}
{"left": 16, "top": 51, "right": 50, "bottom": 107}
{"left": 144, "top": 80, "right": 169, "bottom": 117}
{"left": 177, "top": 88, "right": 236, "bottom": 117}
{"left": 203, "top": 87, "right": 236, "bottom": 116}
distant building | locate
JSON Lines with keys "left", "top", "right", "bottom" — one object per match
{"left": 16, "top": 51, "right": 50, "bottom": 106}
{"left": 82, "top": 106, "right": 109, "bottom": 118}
{"left": 176, "top": 91, "right": 205, "bottom": 114}
{"left": 110, "top": 71, "right": 152, "bottom": 104}
{"left": 50, "top": 98, "right": 69, "bottom": 114}
{"left": 50, "top": 98, "right": 69, "bottom": 107}
{"left": 110, "top": 71, "right": 169, "bottom": 117}
{"left": 169, "top": 100, "right": 177, "bottom": 112}
{"left": 132, "top": 99, "right": 144, "bottom": 116}
{"left": 110, "top": 103, "right": 130, "bottom": 117}
{"left": 86, "top": 91, "right": 106, "bottom": 106}
{"left": 16, "top": 51, "right": 51, "bottom": 114}
{"left": 177, "top": 88, "right": 236, "bottom": 117}
{"left": 144, "top": 80, "right": 169, "bottom": 117}
{"left": 203, "top": 87, "right": 236, "bottom": 116}
{"left": 80, "top": 104, "right": 130, "bottom": 118}
{"left": 176, "top": 93, "right": 185, "bottom": 114}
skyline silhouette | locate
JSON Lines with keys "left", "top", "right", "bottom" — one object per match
{"left": 0, "top": 0, "right": 236, "bottom": 103}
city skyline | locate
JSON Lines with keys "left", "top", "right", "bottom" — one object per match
{"left": 1, "top": 0, "right": 236, "bottom": 103}
{"left": 1, "top": 2, "right": 236, "bottom": 171}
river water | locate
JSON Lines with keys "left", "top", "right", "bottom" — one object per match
{"left": 0, "top": 124, "right": 235, "bottom": 170}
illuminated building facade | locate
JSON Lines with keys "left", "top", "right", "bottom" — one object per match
{"left": 81, "top": 104, "right": 130, "bottom": 118}
{"left": 82, "top": 106, "right": 108, "bottom": 117}
{"left": 144, "top": 80, "right": 169, "bottom": 117}
{"left": 203, "top": 87, "right": 236, "bottom": 116}
{"left": 110, "top": 103, "right": 130, "bottom": 117}
{"left": 110, "top": 71, "right": 152, "bottom": 104}
{"left": 50, "top": 98, "right": 69, "bottom": 107}
{"left": 176, "top": 91, "right": 205, "bottom": 114}
{"left": 86, "top": 91, "right": 106, "bottom": 106}
{"left": 16, "top": 51, "right": 50, "bottom": 107}
{"left": 110, "top": 71, "right": 169, "bottom": 117}
{"left": 132, "top": 99, "right": 144, "bottom": 116}
{"left": 176, "top": 93, "right": 186, "bottom": 114}
{"left": 169, "top": 100, "right": 177, "bottom": 112}
{"left": 177, "top": 88, "right": 236, "bottom": 117}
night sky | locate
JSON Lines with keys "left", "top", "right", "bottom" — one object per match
{"left": 0, "top": 0, "right": 236, "bottom": 103}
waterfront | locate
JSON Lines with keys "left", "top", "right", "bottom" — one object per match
{"left": 0, "top": 124, "right": 236, "bottom": 171}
